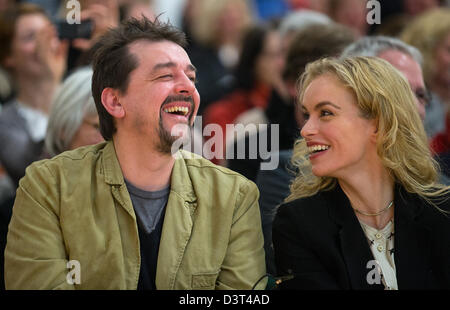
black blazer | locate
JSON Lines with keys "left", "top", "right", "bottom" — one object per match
{"left": 272, "top": 184, "right": 450, "bottom": 289}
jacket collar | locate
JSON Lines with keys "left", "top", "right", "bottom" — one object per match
{"left": 392, "top": 185, "right": 431, "bottom": 289}
{"left": 101, "top": 141, "right": 197, "bottom": 201}
{"left": 156, "top": 150, "right": 199, "bottom": 289}
{"left": 327, "top": 183, "right": 432, "bottom": 289}
{"left": 327, "top": 184, "right": 384, "bottom": 290}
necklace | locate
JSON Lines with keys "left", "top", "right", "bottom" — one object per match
{"left": 353, "top": 200, "right": 394, "bottom": 216}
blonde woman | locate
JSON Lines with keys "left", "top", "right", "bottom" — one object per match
{"left": 272, "top": 56, "right": 450, "bottom": 290}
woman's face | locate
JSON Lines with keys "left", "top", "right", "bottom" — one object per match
{"left": 300, "top": 74, "right": 377, "bottom": 178}
{"left": 255, "top": 30, "right": 285, "bottom": 87}
{"left": 69, "top": 113, "right": 103, "bottom": 151}
{"left": 6, "top": 13, "right": 55, "bottom": 77}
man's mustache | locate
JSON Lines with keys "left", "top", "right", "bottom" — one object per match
{"left": 161, "top": 95, "right": 194, "bottom": 108}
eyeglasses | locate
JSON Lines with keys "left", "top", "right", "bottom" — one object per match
{"left": 414, "top": 88, "right": 431, "bottom": 106}
{"left": 83, "top": 119, "right": 100, "bottom": 131}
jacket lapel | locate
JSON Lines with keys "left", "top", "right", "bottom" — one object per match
{"left": 328, "top": 185, "right": 384, "bottom": 290}
{"left": 102, "top": 141, "right": 136, "bottom": 219}
{"left": 393, "top": 186, "right": 431, "bottom": 289}
{"left": 156, "top": 150, "right": 197, "bottom": 289}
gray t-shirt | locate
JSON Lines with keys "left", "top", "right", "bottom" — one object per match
{"left": 124, "top": 179, "right": 170, "bottom": 234}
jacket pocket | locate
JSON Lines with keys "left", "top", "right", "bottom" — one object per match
{"left": 191, "top": 271, "right": 220, "bottom": 289}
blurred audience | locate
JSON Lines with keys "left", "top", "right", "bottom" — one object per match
{"left": 403, "top": 0, "right": 441, "bottom": 16}
{"left": 60, "top": 0, "right": 120, "bottom": 71}
{"left": 278, "top": 9, "right": 332, "bottom": 54}
{"left": 184, "top": 0, "right": 254, "bottom": 115}
{"left": 401, "top": 8, "right": 450, "bottom": 152}
{"left": 328, "top": 0, "right": 369, "bottom": 37}
{"left": 0, "top": 2, "right": 68, "bottom": 187}
{"left": 1, "top": 66, "right": 103, "bottom": 291}
{"left": 122, "top": 0, "right": 155, "bottom": 21}
{"left": 342, "top": 35, "right": 450, "bottom": 180}
{"left": 0, "top": 2, "right": 68, "bottom": 290}
{"left": 44, "top": 66, "right": 103, "bottom": 158}
{"left": 203, "top": 24, "right": 286, "bottom": 165}
{"left": 342, "top": 36, "right": 428, "bottom": 121}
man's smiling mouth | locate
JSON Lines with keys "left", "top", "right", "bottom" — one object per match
{"left": 161, "top": 95, "right": 194, "bottom": 119}
{"left": 163, "top": 105, "right": 189, "bottom": 116}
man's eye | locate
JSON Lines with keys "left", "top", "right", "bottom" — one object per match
{"left": 159, "top": 75, "right": 172, "bottom": 79}
{"left": 415, "top": 89, "right": 431, "bottom": 105}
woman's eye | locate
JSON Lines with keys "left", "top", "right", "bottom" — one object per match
{"left": 302, "top": 112, "right": 310, "bottom": 120}
{"left": 20, "top": 32, "right": 35, "bottom": 42}
{"left": 320, "top": 110, "right": 333, "bottom": 117}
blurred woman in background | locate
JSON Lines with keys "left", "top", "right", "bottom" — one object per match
{"left": 45, "top": 66, "right": 103, "bottom": 157}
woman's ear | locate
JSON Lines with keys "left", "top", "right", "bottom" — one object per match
{"left": 371, "top": 118, "right": 379, "bottom": 143}
{"left": 101, "top": 88, "right": 125, "bottom": 119}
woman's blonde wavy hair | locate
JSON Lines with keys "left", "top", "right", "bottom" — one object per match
{"left": 286, "top": 56, "right": 449, "bottom": 206}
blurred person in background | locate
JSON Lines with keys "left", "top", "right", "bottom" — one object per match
{"left": 403, "top": 0, "right": 441, "bottom": 16}
{"left": 58, "top": 0, "right": 120, "bottom": 71}
{"left": 122, "top": 0, "right": 155, "bottom": 21}
{"left": 184, "top": 0, "right": 254, "bottom": 115}
{"left": 342, "top": 35, "right": 450, "bottom": 180}
{"left": 44, "top": 66, "right": 103, "bottom": 158}
{"left": 328, "top": 0, "right": 368, "bottom": 37}
{"left": 253, "top": 22, "right": 355, "bottom": 275}
{"left": 1, "top": 66, "right": 102, "bottom": 291}
{"left": 342, "top": 36, "right": 428, "bottom": 122}
{"left": 401, "top": 8, "right": 450, "bottom": 165}
{"left": 0, "top": 2, "right": 68, "bottom": 187}
{"left": 0, "top": 0, "right": 14, "bottom": 105}
{"left": 203, "top": 24, "right": 286, "bottom": 165}
{"left": 277, "top": 9, "right": 332, "bottom": 55}
{"left": 371, "top": 0, "right": 441, "bottom": 37}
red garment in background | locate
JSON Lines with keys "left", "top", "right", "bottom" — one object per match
{"left": 202, "top": 84, "right": 271, "bottom": 164}
{"left": 430, "top": 112, "right": 450, "bottom": 155}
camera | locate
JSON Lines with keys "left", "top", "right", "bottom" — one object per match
{"left": 56, "top": 19, "right": 93, "bottom": 40}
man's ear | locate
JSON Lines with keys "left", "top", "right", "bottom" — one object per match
{"left": 101, "top": 88, "right": 125, "bottom": 119}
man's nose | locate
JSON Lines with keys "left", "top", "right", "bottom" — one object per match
{"left": 175, "top": 73, "right": 195, "bottom": 94}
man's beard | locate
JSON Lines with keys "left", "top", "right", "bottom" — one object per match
{"left": 156, "top": 95, "right": 195, "bottom": 154}
{"left": 155, "top": 116, "right": 193, "bottom": 154}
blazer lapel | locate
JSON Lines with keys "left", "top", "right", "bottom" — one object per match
{"left": 393, "top": 186, "right": 431, "bottom": 289}
{"left": 328, "top": 185, "right": 384, "bottom": 290}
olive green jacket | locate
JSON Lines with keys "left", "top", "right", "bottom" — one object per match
{"left": 5, "top": 141, "right": 266, "bottom": 290}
